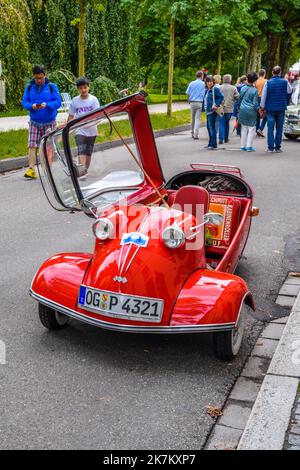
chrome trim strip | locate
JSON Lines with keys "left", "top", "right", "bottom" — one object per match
{"left": 30, "top": 289, "right": 235, "bottom": 334}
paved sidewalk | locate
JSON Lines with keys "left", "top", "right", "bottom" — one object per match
{"left": 285, "top": 389, "right": 300, "bottom": 450}
{"left": 0, "top": 102, "right": 189, "bottom": 132}
{"left": 206, "top": 273, "right": 300, "bottom": 450}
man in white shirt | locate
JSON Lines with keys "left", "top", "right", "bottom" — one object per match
{"left": 186, "top": 71, "right": 206, "bottom": 139}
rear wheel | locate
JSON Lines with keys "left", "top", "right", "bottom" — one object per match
{"left": 284, "top": 133, "right": 299, "bottom": 140}
{"left": 38, "top": 303, "right": 69, "bottom": 330}
{"left": 213, "top": 303, "right": 247, "bottom": 361}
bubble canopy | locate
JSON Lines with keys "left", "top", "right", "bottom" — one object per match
{"left": 38, "top": 92, "right": 165, "bottom": 213}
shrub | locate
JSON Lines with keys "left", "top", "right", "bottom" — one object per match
{"left": 91, "top": 76, "right": 119, "bottom": 105}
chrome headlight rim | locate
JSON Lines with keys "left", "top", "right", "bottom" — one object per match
{"left": 162, "top": 226, "right": 185, "bottom": 249}
{"left": 92, "top": 218, "right": 114, "bottom": 241}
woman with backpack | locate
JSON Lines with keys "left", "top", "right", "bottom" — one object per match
{"left": 238, "top": 72, "right": 259, "bottom": 152}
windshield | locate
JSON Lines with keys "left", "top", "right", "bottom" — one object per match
{"left": 39, "top": 111, "right": 145, "bottom": 212}
{"left": 67, "top": 112, "right": 144, "bottom": 208}
{"left": 38, "top": 129, "right": 80, "bottom": 210}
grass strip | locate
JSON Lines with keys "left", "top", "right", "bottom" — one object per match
{"left": 0, "top": 109, "right": 197, "bottom": 160}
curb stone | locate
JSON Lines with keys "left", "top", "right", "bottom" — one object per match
{"left": 205, "top": 274, "right": 300, "bottom": 450}
{"left": 0, "top": 125, "right": 191, "bottom": 174}
{"left": 205, "top": 319, "right": 284, "bottom": 450}
{"left": 237, "top": 289, "right": 300, "bottom": 450}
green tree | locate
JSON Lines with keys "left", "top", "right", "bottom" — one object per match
{"left": 0, "top": 0, "right": 31, "bottom": 108}
{"left": 190, "top": 0, "right": 259, "bottom": 75}
{"left": 137, "top": 0, "right": 191, "bottom": 115}
{"left": 72, "top": 0, "right": 106, "bottom": 76}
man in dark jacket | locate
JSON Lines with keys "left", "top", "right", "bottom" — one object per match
{"left": 260, "top": 65, "right": 292, "bottom": 153}
{"left": 21, "top": 65, "right": 61, "bottom": 179}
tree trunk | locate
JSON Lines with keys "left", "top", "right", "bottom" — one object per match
{"left": 167, "top": 16, "right": 175, "bottom": 117}
{"left": 246, "top": 36, "right": 262, "bottom": 72}
{"left": 266, "top": 34, "right": 282, "bottom": 77}
{"left": 280, "top": 32, "right": 292, "bottom": 75}
{"left": 217, "top": 45, "right": 222, "bottom": 75}
{"left": 78, "top": 1, "right": 86, "bottom": 77}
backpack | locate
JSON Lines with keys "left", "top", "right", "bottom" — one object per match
{"left": 27, "top": 82, "right": 54, "bottom": 95}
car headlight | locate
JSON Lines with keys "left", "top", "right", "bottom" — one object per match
{"left": 92, "top": 218, "right": 114, "bottom": 241}
{"left": 162, "top": 226, "right": 185, "bottom": 249}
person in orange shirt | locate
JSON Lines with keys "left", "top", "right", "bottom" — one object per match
{"left": 256, "top": 69, "right": 267, "bottom": 137}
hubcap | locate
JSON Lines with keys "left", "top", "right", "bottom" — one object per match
{"left": 231, "top": 304, "right": 246, "bottom": 356}
{"left": 55, "top": 311, "right": 69, "bottom": 326}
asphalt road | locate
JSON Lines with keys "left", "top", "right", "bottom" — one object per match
{"left": 0, "top": 125, "right": 300, "bottom": 449}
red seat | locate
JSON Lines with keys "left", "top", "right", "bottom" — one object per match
{"left": 171, "top": 185, "right": 209, "bottom": 220}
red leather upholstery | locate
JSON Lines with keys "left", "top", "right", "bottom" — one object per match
{"left": 205, "top": 195, "right": 242, "bottom": 255}
{"left": 172, "top": 185, "right": 209, "bottom": 220}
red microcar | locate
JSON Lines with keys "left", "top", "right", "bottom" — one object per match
{"left": 30, "top": 92, "right": 259, "bottom": 360}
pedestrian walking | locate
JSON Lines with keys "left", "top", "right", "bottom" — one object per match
{"left": 68, "top": 77, "right": 100, "bottom": 177}
{"left": 238, "top": 72, "right": 259, "bottom": 152}
{"left": 214, "top": 75, "right": 222, "bottom": 88}
{"left": 255, "top": 69, "right": 267, "bottom": 137}
{"left": 21, "top": 64, "right": 61, "bottom": 179}
{"left": 260, "top": 65, "right": 293, "bottom": 153}
{"left": 233, "top": 75, "right": 247, "bottom": 136}
{"left": 219, "top": 74, "right": 239, "bottom": 144}
{"left": 204, "top": 75, "right": 224, "bottom": 150}
{"left": 186, "top": 71, "right": 206, "bottom": 140}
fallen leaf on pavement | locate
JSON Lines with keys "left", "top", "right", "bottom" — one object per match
{"left": 206, "top": 405, "right": 223, "bottom": 417}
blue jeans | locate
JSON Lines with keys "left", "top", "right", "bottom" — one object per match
{"left": 206, "top": 113, "right": 217, "bottom": 148}
{"left": 218, "top": 112, "right": 232, "bottom": 142}
{"left": 256, "top": 97, "right": 267, "bottom": 132}
{"left": 267, "top": 111, "right": 285, "bottom": 151}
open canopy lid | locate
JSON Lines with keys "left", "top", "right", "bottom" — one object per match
{"left": 38, "top": 92, "right": 166, "bottom": 214}
{"left": 64, "top": 91, "right": 165, "bottom": 189}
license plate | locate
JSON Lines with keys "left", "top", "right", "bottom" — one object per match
{"left": 78, "top": 286, "right": 164, "bottom": 322}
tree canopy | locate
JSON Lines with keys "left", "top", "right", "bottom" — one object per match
{"left": 0, "top": 0, "right": 299, "bottom": 109}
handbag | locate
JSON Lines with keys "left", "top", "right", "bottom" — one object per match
{"left": 212, "top": 86, "right": 224, "bottom": 116}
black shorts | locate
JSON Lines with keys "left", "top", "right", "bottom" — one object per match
{"left": 75, "top": 135, "right": 96, "bottom": 157}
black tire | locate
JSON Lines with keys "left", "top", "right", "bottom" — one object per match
{"left": 213, "top": 331, "right": 236, "bottom": 361}
{"left": 213, "top": 303, "right": 247, "bottom": 361}
{"left": 284, "top": 133, "right": 299, "bottom": 140}
{"left": 38, "top": 303, "right": 69, "bottom": 330}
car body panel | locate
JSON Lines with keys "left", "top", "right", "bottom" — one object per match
{"left": 284, "top": 104, "right": 300, "bottom": 137}
{"left": 31, "top": 92, "right": 257, "bottom": 337}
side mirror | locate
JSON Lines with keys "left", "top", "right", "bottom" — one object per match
{"left": 203, "top": 212, "right": 224, "bottom": 226}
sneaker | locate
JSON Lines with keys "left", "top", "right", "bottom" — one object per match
{"left": 275, "top": 148, "right": 283, "bottom": 153}
{"left": 193, "top": 136, "right": 199, "bottom": 140}
{"left": 24, "top": 168, "right": 37, "bottom": 179}
{"left": 208, "top": 147, "right": 217, "bottom": 150}
{"left": 257, "top": 130, "right": 265, "bottom": 138}
{"left": 266, "top": 149, "right": 274, "bottom": 153}
{"left": 240, "top": 147, "right": 247, "bottom": 151}
{"left": 246, "top": 147, "right": 256, "bottom": 152}
{"left": 219, "top": 140, "right": 224, "bottom": 144}
{"left": 225, "top": 139, "right": 229, "bottom": 143}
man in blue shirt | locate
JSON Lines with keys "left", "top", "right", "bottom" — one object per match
{"left": 260, "top": 65, "right": 292, "bottom": 153}
{"left": 186, "top": 71, "right": 206, "bottom": 140}
{"left": 22, "top": 65, "right": 61, "bottom": 179}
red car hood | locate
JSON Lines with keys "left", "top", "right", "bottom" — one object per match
{"left": 82, "top": 206, "right": 206, "bottom": 326}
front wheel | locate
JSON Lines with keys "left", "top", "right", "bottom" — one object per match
{"left": 213, "top": 303, "right": 247, "bottom": 361}
{"left": 38, "top": 303, "right": 69, "bottom": 330}
{"left": 284, "top": 133, "right": 299, "bottom": 140}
